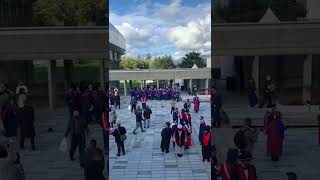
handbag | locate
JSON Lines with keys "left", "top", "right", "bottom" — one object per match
{"left": 59, "top": 137, "right": 69, "bottom": 153}
{"left": 128, "top": 105, "right": 131, "bottom": 111}
{"left": 117, "top": 128, "right": 127, "bottom": 141}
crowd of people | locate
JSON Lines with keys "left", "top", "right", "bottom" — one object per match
{"left": 0, "top": 79, "right": 297, "bottom": 180}
{"left": 129, "top": 86, "right": 181, "bottom": 101}
{"left": 210, "top": 84, "right": 291, "bottom": 180}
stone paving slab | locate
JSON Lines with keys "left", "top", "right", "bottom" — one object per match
{"left": 109, "top": 99, "right": 211, "bottom": 180}
{"left": 1, "top": 94, "right": 319, "bottom": 180}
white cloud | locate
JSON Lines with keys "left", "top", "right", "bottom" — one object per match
{"left": 110, "top": 0, "right": 211, "bottom": 58}
{"left": 167, "top": 14, "right": 211, "bottom": 53}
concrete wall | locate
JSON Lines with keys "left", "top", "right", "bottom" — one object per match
{"left": 213, "top": 22, "right": 320, "bottom": 56}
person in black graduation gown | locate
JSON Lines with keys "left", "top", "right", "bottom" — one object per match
{"left": 161, "top": 122, "right": 172, "bottom": 153}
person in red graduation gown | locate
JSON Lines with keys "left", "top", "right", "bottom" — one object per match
{"left": 183, "top": 122, "right": 192, "bottom": 149}
{"left": 193, "top": 95, "right": 200, "bottom": 113}
{"left": 266, "top": 110, "right": 285, "bottom": 161}
{"left": 236, "top": 153, "right": 257, "bottom": 180}
{"left": 202, "top": 125, "right": 211, "bottom": 162}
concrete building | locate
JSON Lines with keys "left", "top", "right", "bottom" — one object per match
{"left": 213, "top": 1, "right": 320, "bottom": 104}
{"left": 109, "top": 23, "right": 126, "bottom": 88}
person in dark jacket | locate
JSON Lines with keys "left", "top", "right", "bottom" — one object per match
{"left": 2, "top": 98, "right": 18, "bottom": 138}
{"left": 17, "top": 101, "right": 35, "bottom": 151}
{"left": 133, "top": 107, "right": 145, "bottom": 134}
{"left": 113, "top": 122, "right": 127, "bottom": 156}
{"left": 84, "top": 148, "right": 106, "bottom": 180}
{"left": 130, "top": 96, "right": 137, "bottom": 113}
{"left": 64, "top": 110, "right": 89, "bottom": 167}
{"left": 202, "top": 125, "right": 211, "bottom": 162}
{"left": 172, "top": 108, "right": 179, "bottom": 124}
{"left": 247, "top": 78, "right": 258, "bottom": 108}
{"left": 115, "top": 92, "right": 120, "bottom": 109}
{"left": 143, "top": 106, "right": 152, "bottom": 128}
{"left": 161, "top": 122, "right": 172, "bottom": 153}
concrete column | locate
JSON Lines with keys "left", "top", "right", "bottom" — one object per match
{"left": 189, "top": 79, "right": 193, "bottom": 90}
{"left": 252, "top": 56, "right": 260, "bottom": 98}
{"left": 63, "top": 60, "right": 73, "bottom": 90}
{"left": 205, "top": 79, "right": 209, "bottom": 95}
{"left": 303, "top": 55, "right": 313, "bottom": 102}
{"left": 124, "top": 81, "right": 127, "bottom": 96}
{"left": 141, "top": 81, "right": 143, "bottom": 88}
{"left": 48, "top": 60, "right": 56, "bottom": 109}
{"left": 100, "top": 59, "right": 106, "bottom": 92}
{"left": 157, "top": 80, "right": 159, "bottom": 89}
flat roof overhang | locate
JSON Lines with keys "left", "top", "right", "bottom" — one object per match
{"left": 0, "top": 26, "right": 108, "bottom": 60}
{"left": 213, "top": 21, "right": 320, "bottom": 56}
{"left": 108, "top": 68, "right": 211, "bottom": 81}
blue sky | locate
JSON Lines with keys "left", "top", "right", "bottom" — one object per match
{"left": 110, "top": 0, "right": 211, "bottom": 60}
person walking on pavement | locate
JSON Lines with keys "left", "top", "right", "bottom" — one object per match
{"left": 259, "top": 75, "right": 275, "bottom": 108}
{"left": 0, "top": 143, "right": 25, "bottom": 180}
{"left": 175, "top": 124, "right": 186, "bottom": 157}
{"left": 65, "top": 110, "right": 89, "bottom": 167}
{"left": 130, "top": 96, "right": 137, "bottom": 113}
{"left": 160, "top": 122, "right": 172, "bottom": 153}
{"left": 133, "top": 106, "right": 145, "bottom": 134}
{"left": 143, "top": 105, "right": 152, "bottom": 128}
{"left": 113, "top": 122, "right": 127, "bottom": 157}
{"left": 110, "top": 108, "right": 117, "bottom": 128}
{"left": 236, "top": 153, "right": 258, "bottom": 180}
{"left": 17, "top": 100, "right": 36, "bottom": 151}
{"left": 115, "top": 92, "right": 120, "bottom": 109}
{"left": 84, "top": 142, "right": 106, "bottom": 180}
{"left": 219, "top": 148, "right": 239, "bottom": 180}
{"left": 212, "top": 87, "right": 222, "bottom": 128}
{"left": 202, "top": 125, "right": 211, "bottom": 162}
{"left": 170, "top": 99, "right": 176, "bottom": 114}
{"left": 234, "top": 118, "right": 259, "bottom": 156}
{"left": 101, "top": 106, "right": 110, "bottom": 154}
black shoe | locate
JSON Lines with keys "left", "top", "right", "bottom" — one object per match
{"left": 117, "top": 154, "right": 120, "bottom": 157}
{"left": 123, "top": 152, "right": 125, "bottom": 156}
{"left": 133, "top": 132, "right": 137, "bottom": 134}
{"left": 80, "top": 163, "right": 85, "bottom": 168}
{"left": 70, "top": 157, "right": 75, "bottom": 161}
{"left": 144, "top": 127, "right": 146, "bottom": 128}
{"left": 142, "top": 130, "right": 146, "bottom": 132}
{"left": 166, "top": 150, "right": 169, "bottom": 154}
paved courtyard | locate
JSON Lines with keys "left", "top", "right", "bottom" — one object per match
{"left": 1, "top": 95, "right": 319, "bottom": 180}
{"left": 109, "top": 98, "right": 211, "bottom": 180}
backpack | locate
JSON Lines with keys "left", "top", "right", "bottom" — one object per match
{"left": 234, "top": 129, "right": 248, "bottom": 149}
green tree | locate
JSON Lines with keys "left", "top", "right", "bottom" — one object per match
{"left": 151, "top": 55, "right": 176, "bottom": 69}
{"left": 179, "top": 52, "right": 206, "bottom": 68}
{"left": 33, "top": 0, "right": 107, "bottom": 26}
{"left": 120, "top": 57, "right": 150, "bottom": 70}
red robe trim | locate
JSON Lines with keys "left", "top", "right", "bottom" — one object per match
{"left": 203, "top": 132, "right": 211, "bottom": 146}
{"left": 237, "top": 164, "right": 257, "bottom": 180}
